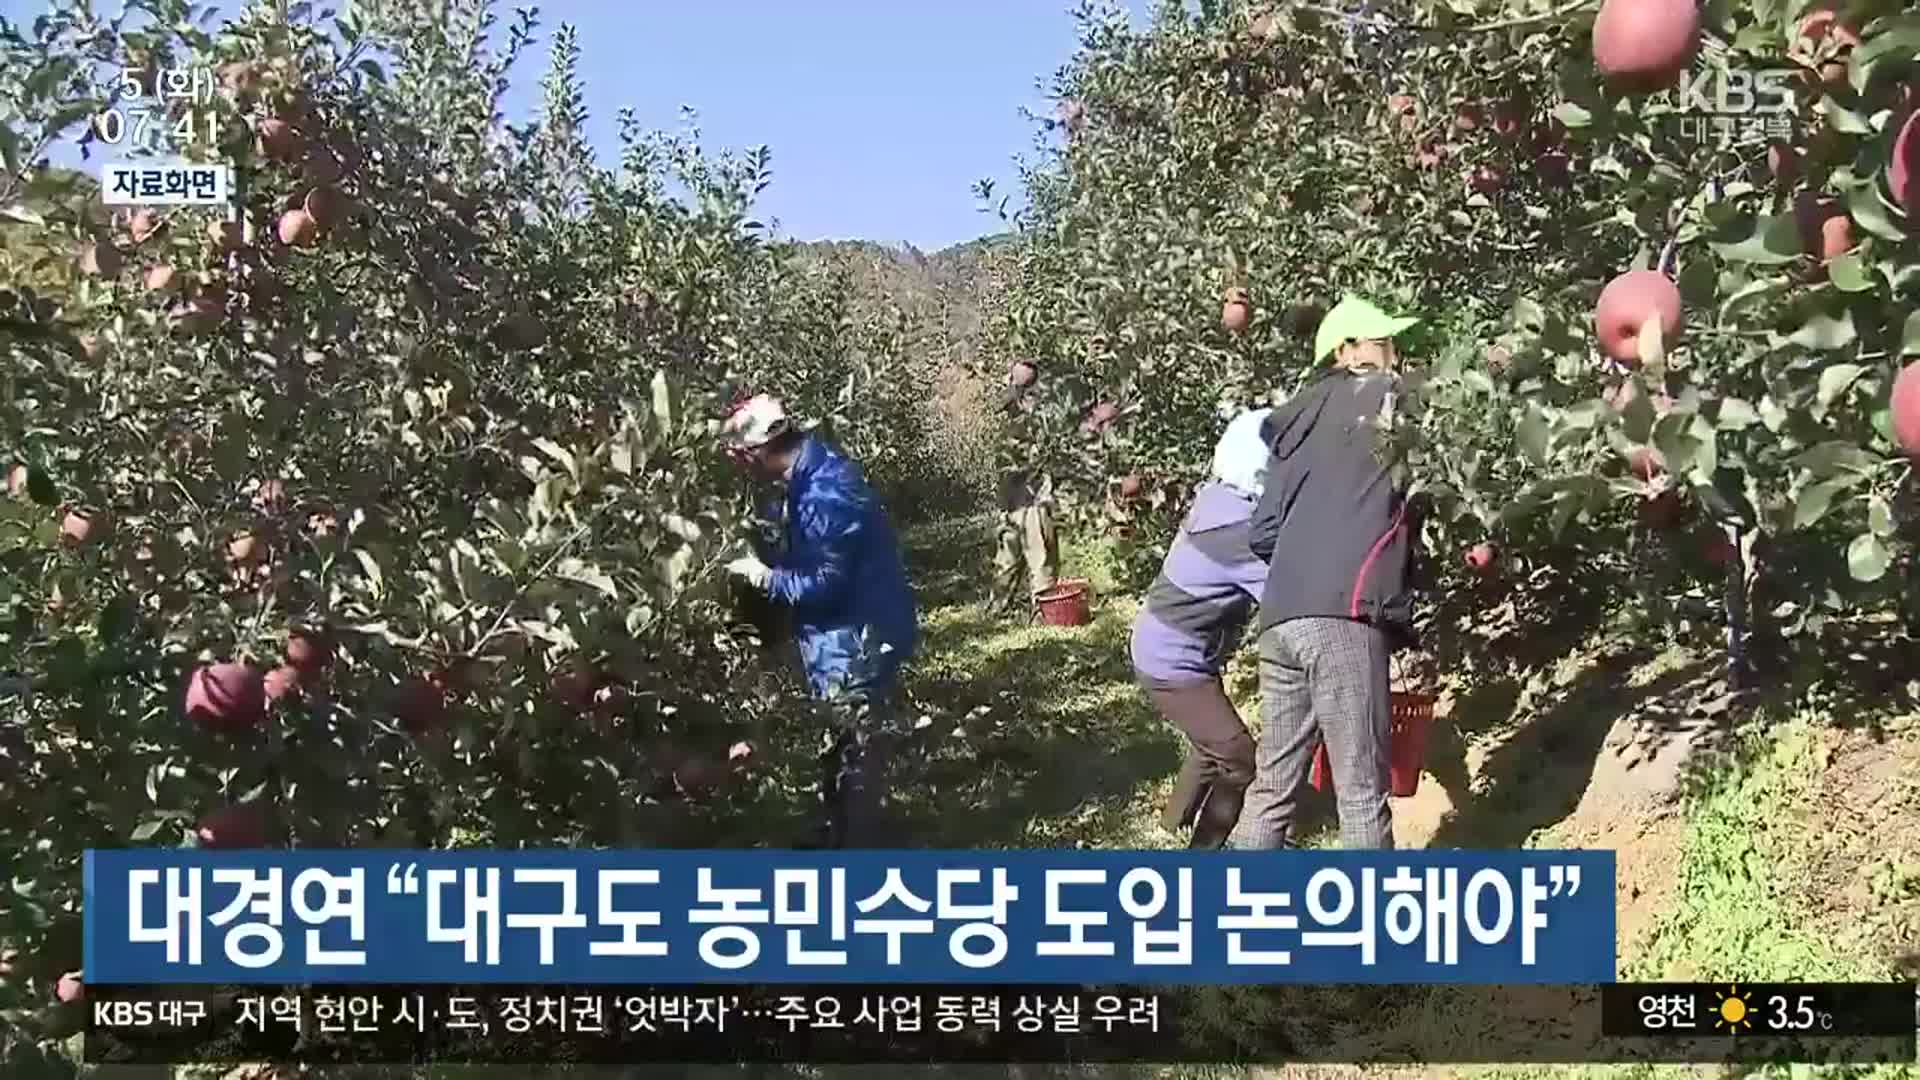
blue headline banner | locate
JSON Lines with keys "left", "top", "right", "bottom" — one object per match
{"left": 84, "top": 848, "right": 1615, "bottom": 985}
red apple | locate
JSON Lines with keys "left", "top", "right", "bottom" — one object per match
{"left": 1794, "top": 193, "right": 1854, "bottom": 263}
{"left": 256, "top": 117, "right": 303, "bottom": 161}
{"left": 393, "top": 676, "right": 447, "bottom": 734}
{"left": 1701, "top": 531, "right": 1736, "bottom": 566}
{"left": 1465, "top": 542, "right": 1498, "bottom": 572}
{"left": 674, "top": 753, "right": 725, "bottom": 795}
{"left": 1890, "top": 110, "right": 1920, "bottom": 214}
{"left": 54, "top": 971, "right": 83, "bottom": 1004}
{"left": 252, "top": 478, "right": 287, "bottom": 512}
{"left": 60, "top": 508, "right": 105, "bottom": 546}
{"left": 185, "top": 662, "right": 268, "bottom": 732}
{"left": 285, "top": 629, "right": 332, "bottom": 673}
{"left": 1489, "top": 100, "right": 1526, "bottom": 137}
{"left": 277, "top": 208, "right": 319, "bottom": 247}
{"left": 1593, "top": 269, "right": 1683, "bottom": 366}
{"left": 128, "top": 208, "right": 161, "bottom": 244}
{"left": 1591, "top": 0, "right": 1701, "bottom": 93}
{"left": 1766, "top": 141, "right": 1800, "bottom": 186}
{"left": 196, "top": 803, "right": 269, "bottom": 848}
{"left": 1468, "top": 164, "right": 1507, "bottom": 194}
{"left": 264, "top": 664, "right": 301, "bottom": 702}
{"left": 1008, "top": 361, "right": 1037, "bottom": 388}
{"left": 1889, "top": 359, "right": 1920, "bottom": 457}
{"left": 550, "top": 665, "right": 600, "bottom": 712}
{"left": 1638, "top": 489, "right": 1684, "bottom": 529}
{"left": 226, "top": 529, "right": 262, "bottom": 564}
{"left": 207, "top": 217, "right": 252, "bottom": 253}
{"left": 303, "top": 185, "right": 349, "bottom": 230}
{"left": 1222, "top": 296, "right": 1252, "bottom": 333}
{"left": 77, "top": 240, "right": 122, "bottom": 277}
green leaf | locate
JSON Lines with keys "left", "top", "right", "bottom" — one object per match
{"left": 1816, "top": 362, "right": 1866, "bottom": 409}
{"left": 1853, "top": 14, "right": 1920, "bottom": 70}
{"left": 1794, "top": 476, "right": 1856, "bottom": 528}
{"left": 1847, "top": 532, "right": 1891, "bottom": 582}
{"left": 1796, "top": 440, "right": 1878, "bottom": 476}
{"left": 1621, "top": 388, "right": 1657, "bottom": 444}
{"left": 1710, "top": 214, "right": 1802, "bottom": 266}
{"left": 553, "top": 557, "right": 617, "bottom": 598}
{"left": 529, "top": 437, "right": 577, "bottom": 480}
{"left": 650, "top": 369, "right": 677, "bottom": 434}
{"left": 1760, "top": 395, "right": 1790, "bottom": 432}
{"left": 1785, "top": 309, "right": 1858, "bottom": 351}
{"left": 1715, "top": 397, "right": 1759, "bottom": 430}
{"left": 1636, "top": 312, "right": 1666, "bottom": 368}
{"left": 129, "top": 819, "right": 167, "bottom": 843}
{"left": 25, "top": 467, "right": 55, "bottom": 506}
{"left": 1552, "top": 101, "right": 1592, "bottom": 128}
{"left": 1515, "top": 404, "right": 1551, "bottom": 466}
{"left": 654, "top": 541, "right": 694, "bottom": 595}
{"left": 1652, "top": 415, "right": 1701, "bottom": 476}
{"left": 352, "top": 549, "right": 385, "bottom": 600}
{"left": 0, "top": 124, "right": 17, "bottom": 175}
{"left": 0, "top": 204, "right": 45, "bottom": 226}
{"left": 1902, "top": 311, "right": 1920, "bottom": 357}
{"left": 1717, "top": 278, "right": 1786, "bottom": 324}
{"left": 1847, "top": 181, "right": 1907, "bottom": 244}
{"left": 1826, "top": 253, "right": 1874, "bottom": 292}
{"left": 1869, "top": 494, "right": 1895, "bottom": 537}
{"left": 1822, "top": 100, "right": 1873, "bottom": 134}
{"left": 1559, "top": 399, "right": 1607, "bottom": 431}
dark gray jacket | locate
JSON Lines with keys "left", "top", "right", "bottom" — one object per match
{"left": 1249, "top": 368, "right": 1418, "bottom": 647}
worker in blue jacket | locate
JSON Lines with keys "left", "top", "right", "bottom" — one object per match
{"left": 721, "top": 394, "right": 919, "bottom": 847}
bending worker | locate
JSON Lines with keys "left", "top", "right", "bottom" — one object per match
{"left": 1130, "top": 406, "right": 1274, "bottom": 849}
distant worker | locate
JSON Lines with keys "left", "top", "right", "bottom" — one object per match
{"left": 989, "top": 361, "right": 1060, "bottom": 615}
{"left": 1131, "top": 406, "right": 1274, "bottom": 849}
{"left": 1228, "top": 296, "right": 1422, "bottom": 851}
{"left": 721, "top": 394, "right": 919, "bottom": 848}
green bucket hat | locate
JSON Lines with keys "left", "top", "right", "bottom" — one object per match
{"left": 1313, "top": 295, "right": 1421, "bottom": 362}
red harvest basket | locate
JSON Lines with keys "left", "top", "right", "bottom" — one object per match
{"left": 1308, "top": 691, "right": 1437, "bottom": 798}
{"left": 1033, "top": 578, "right": 1093, "bottom": 626}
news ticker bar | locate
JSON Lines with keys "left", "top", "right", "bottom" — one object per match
{"left": 81, "top": 983, "right": 1917, "bottom": 1065}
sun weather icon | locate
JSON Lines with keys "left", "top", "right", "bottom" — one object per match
{"left": 1714, "top": 984, "right": 1754, "bottom": 1033}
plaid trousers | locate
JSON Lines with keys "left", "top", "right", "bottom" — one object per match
{"left": 1226, "top": 616, "right": 1395, "bottom": 850}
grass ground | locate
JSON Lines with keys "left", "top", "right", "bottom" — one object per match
{"left": 142, "top": 516, "right": 1920, "bottom": 1078}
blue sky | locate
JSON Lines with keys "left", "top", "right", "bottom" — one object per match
{"left": 5, "top": 1, "right": 1146, "bottom": 251}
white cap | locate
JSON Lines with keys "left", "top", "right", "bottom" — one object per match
{"left": 1210, "top": 407, "right": 1272, "bottom": 498}
{"left": 721, "top": 393, "right": 792, "bottom": 450}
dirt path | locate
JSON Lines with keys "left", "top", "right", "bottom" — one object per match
{"left": 1387, "top": 646, "right": 1708, "bottom": 957}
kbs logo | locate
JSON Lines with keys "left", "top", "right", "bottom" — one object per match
{"left": 91, "top": 997, "right": 207, "bottom": 1027}
{"left": 1672, "top": 67, "right": 1795, "bottom": 116}
{"left": 94, "top": 1000, "right": 156, "bottom": 1026}
{"left": 1662, "top": 66, "right": 1797, "bottom": 144}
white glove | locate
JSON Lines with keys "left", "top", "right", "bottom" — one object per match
{"left": 726, "top": 554, "right": 772, "bottom": 590}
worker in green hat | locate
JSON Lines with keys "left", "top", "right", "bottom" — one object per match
{"left": 1226, "top": 294, "right": 1423, "bottom": 851}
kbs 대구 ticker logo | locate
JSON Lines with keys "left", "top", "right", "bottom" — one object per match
{"left": 1660, "top": 64, "right": 1798, "bottom": 147}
